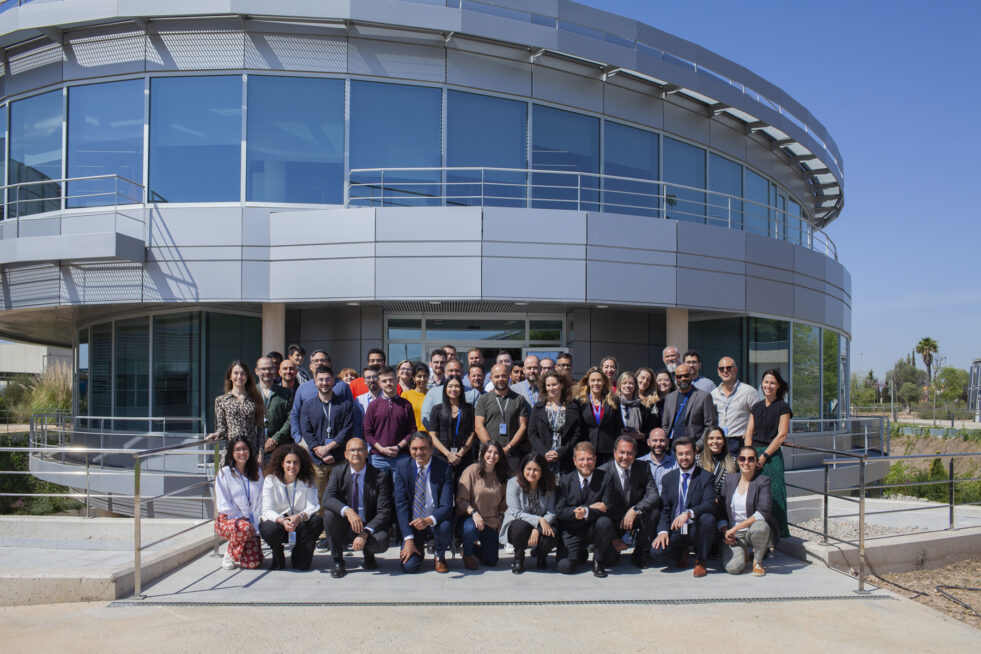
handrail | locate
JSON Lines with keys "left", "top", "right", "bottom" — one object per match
{"left": 134, "top": 437, "right": 213, "bottom": 459}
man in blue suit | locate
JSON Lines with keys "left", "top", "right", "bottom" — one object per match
{"left": 394, "top": 432, "right": 454, "bottom": 573}
{"left": 651, "top": 436, "right": 717, "bottom": 578}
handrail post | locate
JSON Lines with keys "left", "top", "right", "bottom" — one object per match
{"left": 856, "top": 458, "right": 868, "bottom": 594}
{"left": 822, "top": 463, "right": 829, "bottom": 544}
{"left": 577, "top": 173, "right": 582, "bottom": 210}
{"left": 133, "top": 456, "right": 144, "bottom": 599}
{"left": 85, "top": 454, "right": 91, "bottom": 518}
{"left": 948, "top": 457, "right": 955, "bottom": 529}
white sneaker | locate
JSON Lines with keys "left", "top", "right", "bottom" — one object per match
{"left": 221, "top": 552, "right": 236, "bottom": 570}
{"left": 504, "top": 543, "right": 515, "bottom": 554}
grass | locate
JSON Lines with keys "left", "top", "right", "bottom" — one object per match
{"left": 0, "top": 434, "right": 83, "bottom": 515}
{"left": 0, "top": 363, "right": 71, "bottom": 423}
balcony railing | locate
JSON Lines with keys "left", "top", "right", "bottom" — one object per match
{"left": 347, "top": 167, "right": 838, "bottom": 259}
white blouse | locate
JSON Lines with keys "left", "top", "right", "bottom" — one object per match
{"left": 260, "top": 475, "right": 320, "bottom": 523}
{"left": 215, "top": 467, "right": 264, "bottom": 529}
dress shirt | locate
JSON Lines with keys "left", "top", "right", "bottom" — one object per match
{"left": 403, "top": 460, "right": 437, "bottom": 541}
{"left": 511, "top": 379, "right": 541, "bottom": 408}
{"left": 638, "top": 453, "right": 677, "bottom": 495}
{"left": 356, "top": 391, "right": 380, "bottom": 416}
{"left": 692, "top": 376, "right": 716, "bottom": 394}
{"left": 711, "top": 381, "right": 760, "bottom": 440}
{"left": 612, "top": 462, "right": 635, "bottom": 509}
{"left": 260, "top": 475, "right": 320, "bottom": 523}
{"left": 340, "top": 466, "right": 373, "bottom": 530}
{"left": 215, "top": 467, "right": 264, "bottom": 530}
{"left": 576, "top": 472, "right": 593, "bottom": 519}
{"left": 420, "top": 384, "right": 482, "bottom": 430}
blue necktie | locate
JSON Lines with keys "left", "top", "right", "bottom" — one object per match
{"left": 412, "top": 466, "right": 427, "bottom": 522}
{"left": 678, "top": 472, "right": 690, "bottom": 518}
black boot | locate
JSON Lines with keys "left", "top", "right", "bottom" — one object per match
{"left": 270, "top": 546, "right": 286, "bottom": 570}
{"left": 512, "top": 549, "right": 525, "bottom": 575}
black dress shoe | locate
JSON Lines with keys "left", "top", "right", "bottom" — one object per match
{"left": 363, "top": 551, "right": 377, "bottom": 570}
{"left": 512, "top": 557, "right": 525, "bottom": 574}
{"left": 631, "top": 553, "right": 649, "bottom": 569}
{"left": 592, "top": 559, "right": 608, "bottom": 578}
{"left": 536, "top": 551, "right": 548, "bottom": 570}
{"left": 330, "top": 560, "right": 346, "bottom": 578}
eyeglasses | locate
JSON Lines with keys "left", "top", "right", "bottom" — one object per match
{"left": 737, "top": 456, "right": 756, "bottom": 463}
{"left": 675, "top": 373, "right": 692, "bottom": 379}
{"left": 718, "top": 366, "right": 734, "bottom": 372}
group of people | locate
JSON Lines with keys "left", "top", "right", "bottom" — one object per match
{"left": 210, "top": 343, "right": 793, "bottom": 579}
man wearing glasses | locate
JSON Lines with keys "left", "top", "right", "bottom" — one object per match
{"left": 660, "top": 363, "right": 718, "bottom": 450}
{"left": 710, "top": 357, "right": 759, "bottom": 457}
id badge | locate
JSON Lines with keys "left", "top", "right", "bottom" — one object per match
{"left": 450, "top": 447, "right": 459, "bottom": 454}
{"left": 498, "top": 423, "right": 507, "bottom": 436}
{"left": 721, "top": 426, "right": 729, "bottom": 437}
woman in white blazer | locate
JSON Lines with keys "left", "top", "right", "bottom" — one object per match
{"left": 260, "top": 443, "right": 323, "bottom": 570}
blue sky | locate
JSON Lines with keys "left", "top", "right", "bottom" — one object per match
{"left": 584, "top": 0, "right": 980, "bottom": 378}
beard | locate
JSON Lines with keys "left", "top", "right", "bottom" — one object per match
{"left": 666, "top": 362, "right": 677, "bottom": 373}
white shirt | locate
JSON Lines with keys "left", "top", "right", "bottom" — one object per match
{"left": 404, "top": 460, "right": 438, "bottom": 541}
{"left": 357, "top": 391, "right": 380, "bottom": 415}
{"left": 216, "top": 467, "right": 264, "bottom": 530}
{"left": 260, "top": 475, "right": 320, "bottom": 523}
{"left": 341, "top": 466, "right": 369, "bottom": 525}
{"left": 711, "top": 381, "right": 759, "bottom": 440}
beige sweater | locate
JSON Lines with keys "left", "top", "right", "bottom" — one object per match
{"left": 455, "top": 463, "right": 508, "bottom": 530}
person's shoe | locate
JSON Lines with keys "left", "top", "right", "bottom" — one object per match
{"left": 221, "top": 552, "right": 236, "bottom": 570}
{"left": 463, "top": 555, "right": 479, "bottom": 570}
{"left": 330, "top": 560, "right": 346, "bottom": 578}
{"left": 675, "top": 551, "right": 689, "bottom": 569}
{"left": 512, "top": 556, "right": 525, "bottom": 575}
{"left": 504, "top": 543, "right": 515, "bottom": 555}
{"left": 536, "top": 551, "right": 548, "bottom": 570}
{"left": 316, "top": 538, "right": 329, "bottom": 553}
{"left": 753, "top": 562, "right": 766, "bottom": 577}
{"left": 269, "top": 550, "right": 286, "bottom": 570}
{"left": 592, "top": 559, "right": 608, "bottom": 578}
{"left": 434, "top": 558, "right": 449, "bottom": 573}
{"left": 693, "top": 560, "right": 708, "bottom": 578}
{"left": 362, "top": 551, "right": 377, "bottom": 570}
{"left": 631, "top": 553, "right": 649, "bottom": 569}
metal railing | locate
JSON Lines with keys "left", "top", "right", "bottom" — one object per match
{"left": 785, "top": 416, "right": 889, "bottom": 469}
{"left": 347, "top": 167, "right": 837, "bottom": 259}
{"left": 0, "top": 174, "right": 146, "bottom": 243}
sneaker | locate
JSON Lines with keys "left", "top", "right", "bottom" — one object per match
{"left": 316, "top": 538, "right": 329, "bottom": 553}
{"left": 504, "top": 543, "right": 515, "bottom": 555}
{"left": 753, "top": 562, "right": 766, "bottom": 577}
{"left": 221, "top": 552, "right": 236, "bottom": 570}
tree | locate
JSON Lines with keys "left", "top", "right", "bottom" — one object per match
{"left": 935, "top": 367, "right": 969, "bottom": 404}
{"left": 915, "top": 337, "right": 938, "bottom": 386}
{"left": 886, "top": 358, "right": 926, "bottom": 394}
{"left": 898, "top": 382, "right": 922, "bottom": 409}
{"left": 850, "top": 372, "right": 876, "bottom": 406}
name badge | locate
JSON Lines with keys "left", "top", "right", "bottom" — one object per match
{"left": 498, "top": 423, "right": 508, "bottom": 435}
{"left": 450, "top": 447, "right": 459, "bottom": 454}
{"left": 721, "top": 426, "right": 729, "bottom": 437}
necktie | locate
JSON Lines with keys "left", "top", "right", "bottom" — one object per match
{"left": 681, "top": 472, "right": 690, "bottom": 509}
{"left": 581, "top": 476, "right": 589, "bottom": 502}
{"left": 351, "top": 472, "right": 360, "bottom": 516}
{"left": 412, "top": 466, "right": 427, "bottom": 522}
{"left": 623, "top": 468, "right": 631, "bottom": 499}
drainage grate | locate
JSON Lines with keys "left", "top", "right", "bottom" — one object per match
{"left": 109, "top": 595, "right": 893, "bottom": 608}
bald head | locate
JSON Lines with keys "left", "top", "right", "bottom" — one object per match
{"left": 490, "top": 363, "right": 510, "bottom": 393}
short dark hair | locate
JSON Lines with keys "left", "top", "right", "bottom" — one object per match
{"left": 266, "top": 351, "right": 283, "bottom": 361}
{"left": 614, "top": 435, "right": 638, "bottom": 452}
{"left": 287, "top": 344, "right": 306, "bottom": 357}
{"left": 311, "top": 350, "right": 331, "bottom": 364}
{"left": 442, "top": 344, "right": 456, "bottom": 352}
{"left": 683, "top": 350, "right": 701, "bottom": 363}
{"left": 430, "top": 348, "right": 446, "bottom": 362}
{"left": 673, "top": 436, "right": 696, "bottom": 453}
{"left": 362, "top": 365, "right": 380, "bottom": 375}
{"left": 408, "top": 431, "right": 433, "bottom": 448}
{"left": 314, "top": 365, "right": 334, "bottom": 377}
{"left": 556, "top": 353, "right": 572, "bottom": 363}
{"left": 367, "top": 347, "right": 386, "bottom": 362}
{"left": 377, "top": 365, "right": 395, "bottom": 378}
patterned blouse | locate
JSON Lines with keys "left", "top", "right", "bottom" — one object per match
{"left": 214, "top": 392, "right": 262, "bottom": 455}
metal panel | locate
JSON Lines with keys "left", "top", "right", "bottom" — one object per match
{"left": 676, "top": 221, "right": 743, "bottom": 260}
{"left": 446, "top": 48, "right": 531, "bottom": 97}
{"left": 270, "top": 257, "right": 375, "bottom": 301}
{"left": 586, "top": 260, "right": 676, "bottom": 305}
{"left": 603, "top": 82, "right": 663, "bottom": 130}
{"left": 60, "top": 259, "right": 143, "bottom": 305}
{"left": 676, "top": 253, "right": 745, "bottom": 276}
{"left": 481, "top": 257, "right": 584, "bottom": 302}
{"left": 146, "top": 23, "right": 245, "bottom": 71}
{"left": 586, "top": 212, "right": 675, "bottom": 250}
{"left": 483, "top": 206, "right": 586, "bottom": 245}
{"left": 586, "top": 244, "right": 674, "bottom": 267}
{"left": 662, "top": 100, "right": 709, "bottom": 145}
{"left": 244, "top": 32, "right": 347, "bottom": 72}
{"left": 376, "top": 206, "right": 481, "bottom": 241}
{"left": 142, "top": 260, "right": 241, "bottom": 302}
{"left": 148, "top": 207, "right": 244, "bottom": 248}
{"left": 676, "top": 268, "right": 745, "bottom": 311}
{"left": 269, "top": 207, "right": 375, "bottom": 246}
{"left": 64, "top": 28, "right": 146, "bottom": 80}
{"left": 533, "top": 64, "right": 603, "bottom": 113}
{"left": 5, "top": 41, "right": 63, "bottom": 95}
{"left": 745, "top": 276, "right": 794, "bottom": 317}
{"left": 589, "top": 309, "right": 650, "bottom": 343}
{"left": 240, "top": 259, "right": 269, "bottom": 302}
{"left": 745, "top": 232, "right": 794, "bottom": 272}
{"left": 1, "top": 262, "right": 61, "bottom": 309}
{"left": 347, "top": 37, "right": 445, "bottom": 83}
{"left": 375, "top": 256, "right": 481, "bottom": 299}
{"left": 793, "top": 286, "right": 825, "bottom": 324}
{"left": 709, "top": 120, "right": 747, "bottom": 162}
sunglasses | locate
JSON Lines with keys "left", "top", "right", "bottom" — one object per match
{"left": 718, "top": 366, "right": 734, "bottom": 372}
{"left": 737, "top": 456, "right": 757, "bottom": 463}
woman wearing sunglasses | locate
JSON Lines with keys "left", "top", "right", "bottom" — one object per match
{"left": 720, "top": 446, "right": 780, "bottom": 576}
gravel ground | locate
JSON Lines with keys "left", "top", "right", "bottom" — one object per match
{"left": 790, "top": 517, "right": 924, "bottom": 542}
{"left": 877, "top": 558, "right": 981, "bottom": 630}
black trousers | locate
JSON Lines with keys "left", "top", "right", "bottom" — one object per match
{"left": 601, "top": 514, "right": 657, "bottom": 566}
{"left": 259, "top": 515, "right": 323, "bottom": 570}
{"left": 556, "top": 515, "right": 616, "bottom": 574}
{"left": 323, "top": 509, "right": 390, "bottom": 561}
{"left": 651, "top": 511, "right": 717, "bottom": 563}
{"left": 507, "top": 520, "right": 556, "bottom": 559}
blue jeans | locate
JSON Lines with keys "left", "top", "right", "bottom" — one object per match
{"left": 462, "top": 517, "right": 500, "bottom": 566}
{"left": 370, "top": 452, "right": 407, "bottom": 474}
{"left": 402, "top": 521, "right": 453, "bottom": 573}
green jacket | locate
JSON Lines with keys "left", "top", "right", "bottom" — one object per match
{"left": 264, "top": 385, "right": 294, "bottom": 447}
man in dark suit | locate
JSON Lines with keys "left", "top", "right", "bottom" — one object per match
{"left": 555, "top": 441, "right": 619, "bottom": 577}
{"left": 393, "top": 432, "right": 454, "bottom": 573}
{"left": 321, "top": 437, "right": 393, "bottom": 578}
{"left": 599, "top": 436, "right": 661, "bottom": 569}
{"left": 661, "top": 363, "right": 718, "bottom": 449}
{"left": 652, "top": 436, "right": 717, "bottom": 577}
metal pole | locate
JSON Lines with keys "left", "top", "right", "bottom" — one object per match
{"left": 212, "top": 441, "right": 220, "bottom": 557}
{"left": 856, "top": 458, "right": 868, "bottom": 594}
{"left": 85, "top": 454, "right": 91, "bottom": 518}
{"left": 133, "top": 457, "right": 144, "bottom": 599}
{"left": 949, "top": 457, "right": 955, "bottom": 529}
{"left": 822, "top": 464, "right": 830, "bottom": 544}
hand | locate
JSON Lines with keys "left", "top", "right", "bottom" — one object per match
{"left": 573, "top": 506, "right": 587, "bottom": 520}
{"left": 652, "top": 532, "right": 669, "bottom": 550}
{"left": 621, "top": 508, "right": 637, "bottom": 531}
{"left": 612, "top": 538, "right": 628, "bottom": 553}
{"left": 345, "top": 508, "right": 364, "bottom": 534}
{"left": 670, "top": 512, "right": 690, "bottom": 532}
{"left": 264, "top": 438, "right": 277, "bottom": 452}
{"left": 528, "top": 529, "right": 540, "bottom": 548}
{"left": 724, "top": 528, "right": 737, "bottom": 545}
{"left": 538, "top": 518, "right": 554, "bottom": 538}
{"left": 503, "top": 445, "right": 511, "bottom": 455}
{"left": 756, "top": 454, "right": 767, "bottom": 471}
{"left": 352, "top": 533, "right": 367, "bottom": 551}
{"left": 471, "top": 511, "right": 485, "bottom": 531}
{"left": 283, "top": 515, "right": 299, "bottom": 532}
{"left": 400, "top": 539, "right": 420, "bottom": 564}
{"left": 448, "top": 452, "right": 460, "bottom": 466}
{"left": 588, "top": 502, "right": 607, "bottom": 513}
{"left": 322, "top": 455, "right": 335, "bottom": 465}
{"left": 383, "top": 445, "right": 399, "bottom": 457}
{"left": 312, "top": 445, "right": 328, "bottom": 459}
{"left": 544, "top": 450, "right": 559, "bottom": 462}
{"left": 205, "top": 432, "right": 219, "bottom": 442}
{"left": 409, "top": 517, "right": 433, "bottom": 531}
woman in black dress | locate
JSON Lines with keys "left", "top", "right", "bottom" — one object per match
{"left": 576, "top": 366, "right": 621, "bottom": 466}
{"left": 430, "top": 376, "right": 477, "bottom": 483}
{"left": 744, "top": 368, "right": 792, "bottom": 538}
{"left": 527, "top": 371, "right": 585, "bottom": 481}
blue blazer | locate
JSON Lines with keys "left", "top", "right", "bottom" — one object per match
{"left": 657, "top": 466, "right": 716, "bottom": 534}
{"left": 394, "top": 455, "right": 455, "bottom": 538}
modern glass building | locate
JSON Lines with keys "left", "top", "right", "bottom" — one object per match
{"left": 0, "top": 0, "right": 850, "bottom": 435}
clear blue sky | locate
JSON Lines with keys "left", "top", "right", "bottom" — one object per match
{"left": 584, "top": 0, "right": 981, "bottom": 378}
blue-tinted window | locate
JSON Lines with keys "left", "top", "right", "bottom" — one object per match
{"left": 0, "top": 104, "right": 6, "bottom": 218}
{"left": 349, "top": 81, "right": 442, "bottom": 207}
{"left": 663, "top": 137, "right": 705, "bottom": 223}
{"left": 67, "top": 80, "right": 144, "bottom": 208}
{"left": 246, "top": 76, "right": 344, "bottom": 204}
{"left": 708, "top": 154, "right": 741, "bottom": 228}
{"left": 786, "top": 199, "right": 805, "bottom": 245}
{"left": 149, "top": 77, "right": 241, "bottom": 203}
{"left": 9, "top": 90, "right": 63, "bottom": 216}
{"left": 446, "top": 90, "right": 527, "bottom": 207}
{"left": 115, "top": 317, "right": 149, "bottom": 423}
{"left": 744, "top": 169, "right": 770, "bottom": 237}
{"left": 532, "top": 105, "right": 599, "bottom": 210}
{"left": 602, "top": 122, "right": 659, "bottom": 217}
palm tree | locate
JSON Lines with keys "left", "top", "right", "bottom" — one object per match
{"left": 915, "top": 337, "right": 938, "bottom": 386}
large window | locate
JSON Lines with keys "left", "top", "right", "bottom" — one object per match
{"left": 76, "top": 329, "right": 89, "bottom": 417}
{"left": 0, "top": 104, "right": 6, "bottom": 218}
{"left": 67, "top": 80, "right": 145, "bottom": 208}
{"left": 792, "top": 323, "right": 821, "bottom": 418}
{"left": 602, "top": 122, "right": 659, "bottom": 217}
{"left": 89, "top": 322, "right": 112, "bottom": 418}
{"left": 663, "top": 137, "right": 705, "bottom": 223}
{"left": 747, "top": 318, "right": 788, "bottom": 394}
{"left": 153, "top": 312, "right": 201, "bottom": 428}
{"left": 349, "top": 81, "right": 442, "bottom": 206}
{"left": 446, "top": 90, "right": 527, "bottom": 207}
{"left": 205, "top": 313, "right": 261, "bottom": 431}
{"left": 246, "top": 76, "right": 344, "bottom": 204}
{"left": 823, "top": 329, "right": 841, "bottom": 419}
{"left": 708, "top": 154, "right": 741, "bottom": 228}
{"left": 688, "top": 318, "right": 744, "bottom": 387}
{"left": 744, "top": 169, "right": 770, "bottom": 237}
{"left": 532, "top": 105, "right": 599, "bottom": 210}
{"left": 9, "top": 90, "right": 63, "bottom": 215}
{"left": 149, "top": 76, "right": 241, "bottom": 202}
{"left": 114, "top": 317, "right": 149, "bottom": 420}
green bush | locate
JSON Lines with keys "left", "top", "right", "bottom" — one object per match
{"left": 0, "top": 364, "right": 71, "bottom": 423}
{"left": 882, "top": 457, "right": 981, "bottom": 505}
{"left": 0, "top": 435, "right": 82, "bottom": 515}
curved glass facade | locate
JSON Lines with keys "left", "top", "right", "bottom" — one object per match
{"left": 0, "top": 73, "right": 815, "bottom": 244}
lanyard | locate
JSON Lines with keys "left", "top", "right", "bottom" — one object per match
{"left": 321, "top": 401, "right": 332, "bottom": 436}
{"left": 454, "top": 408, "right": 462, "bottom": 447}
{"left": 675, "top": 391, "right": 691, "bottom": 424}
{"left": 286, "top": 480, "right": 297, "bottom": 515}
{"left": 495, "top": 394, "right": 510, "bottom": 417}
{"left": 722, "top": 381, "right": 738, "bottom": 423}
{"left": 262, "top": 388, "right": 273, "bottom": 410}
{"left": 236, "top": 471, "right": 255, "bottom": 526}
{"left": 590, "top": 394, "right": 604, "bottom": 424}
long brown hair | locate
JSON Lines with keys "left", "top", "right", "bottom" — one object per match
{"left": 223, "top": 360, "right": 265, "bottom": 429}
{"left": 263, "top": 443, "right": 315, "bottom": 485}
{"left": 700, "top": 428, "right": 737, "bottom": 473}
{"left": 576, "top": 366, "right": 618, "bottom": 410}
